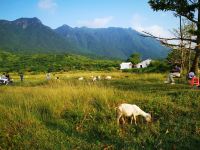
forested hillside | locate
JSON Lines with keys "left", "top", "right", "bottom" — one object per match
{"left": 0, "top": 17, "right": 169, "bottom": 59}
{"left": 0, "top": 51, "right": 119, "bottom": 72}
{"left": 0, "top": 18, "right": 77, "bottom": 53}
{"left": 55, "top": 25, "right": 169, "bottom": 59}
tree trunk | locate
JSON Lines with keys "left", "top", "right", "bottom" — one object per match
{"left": 180, "top": 16, "right": 184, "bottom": 72}
{"left": 187, "top": 43, "right": 191, "bottom": 73}
{"left": 190, "top": 1, "right": 200, "bottom": 75}
{"left": 191, "top": 49, "right": 200, "bottom": 74}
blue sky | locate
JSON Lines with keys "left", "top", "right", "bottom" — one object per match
{"left": 0, "top": 0, "right": 179, "bottom": 37}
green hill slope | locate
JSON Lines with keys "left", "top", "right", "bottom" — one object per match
{"left": 0, "top": 17, "right": 77, "bottom": 53}
{"left": 55, "top": 25, "right": 169, "bottom": 59}
{"left": 0, "top": 17, "right": 169, "bottom": 59}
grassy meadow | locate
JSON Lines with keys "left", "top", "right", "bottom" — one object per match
{"left": 0, "top": 71, "right": 200, "bottom": 149}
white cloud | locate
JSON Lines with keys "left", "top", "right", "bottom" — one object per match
{"left": 137, "top": 25, "right": 172, "bottom": 38}
{"left": 77, "top": 16, "right": 113, "bottom": 28}
{"left": 38, "top": 0, "right": 57, "bottom": 12}
{"left": 131, "top": 14, "right": 173, "bottom": 38}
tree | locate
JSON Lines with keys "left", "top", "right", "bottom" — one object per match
{"left": 127, "top": 53, "right": 141, "bottom": 65}
{"left": 168, "top": 19, "right": 195, "bottom": 72}
{"left": 148, "top": 0, "right": 200, "bottom": 74}
{"left": 167, "top": 49, "right": 182, "bottom": 65}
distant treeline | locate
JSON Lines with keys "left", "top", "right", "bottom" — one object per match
{"left": 0, "top": 51, "right": 120, "bottom": 72}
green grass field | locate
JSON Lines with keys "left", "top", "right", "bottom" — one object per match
{"left": 0, "top": 72, "right": 200, "bottom": 149}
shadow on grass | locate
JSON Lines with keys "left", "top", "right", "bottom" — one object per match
{"left": 107, "top": 79, "right": 191, "bottom": 93}
{"left": 42, "top": 118, "right": 128, "bottom": 149}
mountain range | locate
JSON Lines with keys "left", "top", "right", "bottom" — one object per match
{"left": 0, "top": 17, "right": 169, "bottom": 59}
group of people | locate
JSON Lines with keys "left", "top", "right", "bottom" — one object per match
{"left": 0, "top": 66, "right": 198, "bottom": 85}
{"left": 0, "top": 72, "right": 57, "bottom": 85}
{"left": 164, "top": 64, "right": 196, "bottom": 85}
{"left": 0, "top": 72, "right": 24, "bottom": 85}
{"left": 0, "top": 73, "right": 11, "bottom": 85}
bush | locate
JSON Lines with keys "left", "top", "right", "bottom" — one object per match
{"left": 148, "top": 60, "right": 169, "bottom": 72}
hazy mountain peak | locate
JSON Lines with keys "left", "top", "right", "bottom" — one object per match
{"left": 55, "top": 24, "right": 73, "bottom": 32}
{"left": 61, "top": 24, "right": 72, "bottom": 28}
{"left": 14, "top": 17, "right": 41, "bottom": 23}
{"left": 13, "top": 17, "right": 42, "bottom": 28}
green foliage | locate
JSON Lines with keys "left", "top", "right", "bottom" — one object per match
{"left": 148, "top": 0, "right": 196, "bottom": 21}
{"left": 0, "top": 18, "right": 76, "bottom": 53}
{"left": 148, "top": 60, "right": 170, "bottom": 72}
{"left": 167, "top": 49, "right": 182, "bottom": 66}
{"left": 127, "top": 53, "right": 141, "bottom": 64}
{"left": 167, "top": 48, "right": 196, "bottom": 72}
{"left": 0, "top": 51, "right": 120, "bottom": 72}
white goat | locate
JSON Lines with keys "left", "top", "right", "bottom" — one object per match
{"left": 105, "top": 76, "right": 112, "bottom": 80}
{"left": 92, "top": 76, "right": 101, "bottom": 82}
{"left": 116, "top": 103, "right": 151, "bottom": 125}
{"left": 78, "top": 77, "right": 84, "bottom": 81}
{"left": 92, "top": 77, "right": 97, "bottom": 82}
{"left": 97, "top": 76, "right": 101, "bottom": 80}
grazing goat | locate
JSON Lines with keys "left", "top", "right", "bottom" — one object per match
{"left": 78, "top": 77, "right": 84, "bottom": 80}
{"left": 116, "top": 103, "right": 151, "bottom": 125}
{"left": 92, "top": 76, "right": 101, "bottom": 81}
{"left": 105, "top": 76, "right": 112, "bottom": 80}
{"left": 92, "top": 77, "right": 97, "bottom": 82}
{"left": 97, "top": 76, "right": 101, "bottom": 80}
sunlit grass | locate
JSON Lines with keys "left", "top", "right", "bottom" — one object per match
{"left": 0, "top": 71, "right": 200, "bottom": 149}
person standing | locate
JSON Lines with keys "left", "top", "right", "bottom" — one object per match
{"left": 5, "top": 72, "right": 10, "bottom": 82}
{"left": 46, "top": 72, "right": 51, "bottom": 80}
{"left": 19, "top": 72, "right": 24, "bottom": 82}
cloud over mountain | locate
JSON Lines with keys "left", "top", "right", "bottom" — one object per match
{"left": 77, "top": 16, "right": 113, "bottom": 28}
{"left": 38, "top": 0, "right": 57, "bottom": 12}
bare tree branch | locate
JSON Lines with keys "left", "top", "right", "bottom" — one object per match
{"left": 141, "top": 31, "right": 197, "bottom": 43}
{"left": 160, "top": 40, "right": 196, "bottom": 51}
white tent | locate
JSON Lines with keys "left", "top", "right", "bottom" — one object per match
{"left": 120, "top": 62, "right": 133, "bottom": 70}
{"left": 135, "top": 59, "right": 152, "bottom": 68}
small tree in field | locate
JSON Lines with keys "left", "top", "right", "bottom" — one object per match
{"left": 127, "top": 53, "right": 141, "bottom": 65}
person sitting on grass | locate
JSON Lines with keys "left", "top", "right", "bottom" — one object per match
{"left": 188, "top": 71, "right": 195, "bottom": 80}
{"left": 1, "top": 73, "right": 6, "bottom": 79}
{"left": 187, "top": 71, "right": 199, "bottom": 87}
{"left": 0, "top": 73, "right": 8, "bottom": 84}
{"left": 164, "top": 64, "right": 181, "bottom": 85}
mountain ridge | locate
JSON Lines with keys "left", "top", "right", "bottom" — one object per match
{"left": 55, "top": 25, "right": 169, "bottom": 59}
{"left": 0, "top": 17, "right": 169, "bottom": 59}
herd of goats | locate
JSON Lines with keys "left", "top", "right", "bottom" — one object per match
{"left": 0, "top": 73, "right": 152, "bottom": 125}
